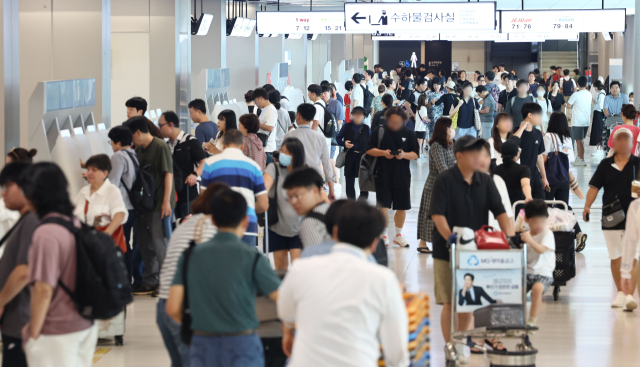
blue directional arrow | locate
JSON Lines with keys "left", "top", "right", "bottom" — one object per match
{"left": 351, "top": 12, "right": 366, "bottom": 24}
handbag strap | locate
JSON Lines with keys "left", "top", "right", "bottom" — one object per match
{"left": 370, "top": 126, "right": 385, "bottom": 175}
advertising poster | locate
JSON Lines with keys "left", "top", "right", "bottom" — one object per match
{"left": 455, "top": 269, "right": 522, "bottom": 313}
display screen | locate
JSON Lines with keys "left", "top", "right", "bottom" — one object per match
{"left": 372, "top": 33, "right": 439, "bottom": 41}
{"left": 505, "top": 32, "right": 580, "bottom": 42}
{"left": 345, "top": 2, "right": 496, "bottom": 33}
{"left": 257, "top": 11, "right": 351, "bottom": 34}
{"left": 501, "top": 9, "right": 625, "bottom": 33}
{"left": 441, "top": 32, "right": 507, "bottom": 41}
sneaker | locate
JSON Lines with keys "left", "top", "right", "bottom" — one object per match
{"left": 612, "top": 291, "right": 626, "bottom": 308}
{"left": 455, "top": 343, "right": 468, "bottom": 365}
{"left": 151, "top": 289, "right": 160, "bottom": 298}
{"left": 624, "top": 295, "right": 638, "bottom": 311}
{"left": 576, "top": 232, "right": 587, "bottom": 252}
{"left": 572, "top": 158, "right": 587, "bottom": 166}
{"left": 132, "top": 285, "right": 155, "bottom": 295}
{"left": 393, "top": 234, "right": 410, "bottom": 247}
{"left": 382, "top": 236, "right": 389, "bottom": 247}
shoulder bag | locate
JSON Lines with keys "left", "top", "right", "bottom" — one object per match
{"left": 336, "top": 125, "right": 363, "bottom": 168}
{"left": 451, "top": 96, "right": 460, "bottom": 130}
{"left": 545, "top": 134, "right": 570, "bottom": 186}
{"left": 602, "top": 196, "right": 625, "bottom": 228}
{"left": 359, "top": 127, "right": 384, "bottom": 192}
{"left": 475, "top": 225, "right": 510, "bottom": 250}
{"left": 473, "top": 100, "right": 482, "bottom": 133}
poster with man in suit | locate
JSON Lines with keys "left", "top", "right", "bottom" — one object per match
{"left": 456, "top": 269, "right": 522, "bottom": 312}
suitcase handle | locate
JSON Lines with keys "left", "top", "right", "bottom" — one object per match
{"left": 511, "top": 200, "right": 568, "bottom": 216}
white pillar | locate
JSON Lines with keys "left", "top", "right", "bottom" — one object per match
{"left": 623, "top": 15, "right": 635, "bottom": 95}
{"left": 373, "top": 39, "right": 379, "bottom": 66}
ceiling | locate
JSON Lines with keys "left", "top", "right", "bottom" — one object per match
{"left": 253, "top": 0, "right": 635, "bottom": 11}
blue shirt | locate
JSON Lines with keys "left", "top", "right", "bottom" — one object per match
{"left": 195, "top": 121, "right": 219, "bottom": 145}
{"left": 201, "top": 148, "right": 266, "bottom": 236}
{"left": 604, "top": 93, "right": 629, "bottom": 116}
{"left": 336, "top": 93, "right": 344, "bottom": 106}
{"left": 327, "top": 99, "right": 345, "bottom": 121}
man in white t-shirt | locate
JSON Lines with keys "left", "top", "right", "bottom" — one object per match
{"left": 567, "top": 76, "right": 591, "bottom": 166}
{"left": 307, "top": 84, "right": 331, "bottom": 150}
{"left": 365, "top": 70, "right": 378, "bottom": 97}
{"left": 254, "top": 88, "right": 277, "bottom": 164}
{"left": 351, "top": 74, "right": 365, "bottom": 110}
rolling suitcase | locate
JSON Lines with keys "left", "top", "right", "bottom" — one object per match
{"left": 98, "top": 309, "right": 126, "bottom": 345}
{"left": 551, "top": 231, "right": 576, "bottom": 301}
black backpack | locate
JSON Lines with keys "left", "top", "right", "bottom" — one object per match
{"left": 42, "top": 217, "right": 133, "bottom": 320}
{"left": 562, "top": 79, "right": 575, "bottom": 96}
{"left": 172, "top": 134, "right": 197, "bottom": 195}
{"left": 121, "top": 150, "right": 156, "bottom": 213}
{"left": 361, "top": 85, "right": 375, "bottom": 117}
{"left": 314, "top": 102, "right": 339, "bottom": 142}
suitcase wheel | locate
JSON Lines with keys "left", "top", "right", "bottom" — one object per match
{"left": 115, "top": 335, "right": 124, "bottom": 346}
{"left": 553, "top": 286, "right": 561, "bottom": 301}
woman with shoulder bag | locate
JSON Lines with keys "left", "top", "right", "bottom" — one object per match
{"left": 239, "top": 114, "right": 267, "bottom": 171}
{"left": 543, "top": 113, "right": 587, "bottom": 249}
{"left": 263, "top": 138, "right": 306, "bottom": 270}
{"left": 204, "top": 110, "right": 237, "bottom": 155}
{"left": 336, "top": 107, "right": 371, "bottom": 200}
{"left": 584, "top": 127, "right": 640, "bottom": 309}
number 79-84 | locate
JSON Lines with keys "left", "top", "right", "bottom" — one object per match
{"left": 553, "top": 23, "right": 572, "bottom": 29}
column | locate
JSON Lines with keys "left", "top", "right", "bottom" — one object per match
{"left": 373, "top": 39, "right": 380, "bottom": 66}
{"left": 623, "top": 16, "right": 635, "bottom": 95}
{"left": 635, "top": 5, "right": 640, "bottom": 97}
{"left": 3, "top": 0, "right": 19, "bottom": 153}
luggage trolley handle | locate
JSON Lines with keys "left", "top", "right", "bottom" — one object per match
{"left": 511, "top": 199, "right": 568, "bottom": 216}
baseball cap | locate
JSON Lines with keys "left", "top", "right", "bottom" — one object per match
{"left": 445, "top": 80, "right": 457, "bottom": 89}
{"left": 351, "top": 106, "right": 366, "bottom": 115}
{"left": 613, "top": 127, "right": 634, "bottom": 140}
{"left": 453, "top": 135, "right": 485, "bottom": 154}
{"left": 501, "top": 136, "right": 521, "bottom": 159}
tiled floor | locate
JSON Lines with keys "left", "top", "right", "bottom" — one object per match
{"left": 95, "top": 148, "right": 640, "bottom": 367}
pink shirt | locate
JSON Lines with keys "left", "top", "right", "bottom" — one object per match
{"left": 28, "top": 213, "right": 93, "bottom": 335}
{"left": 608, "top": 125, "right": 640, "bottom": 154}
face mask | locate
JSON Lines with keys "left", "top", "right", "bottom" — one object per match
{"left": 537, "top": 90, "right": 545, "bottom": 96}
{"left": 279, "top": 153, "right": 293, "bottom": 167}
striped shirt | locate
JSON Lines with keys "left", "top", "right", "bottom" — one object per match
{"left": 201, "top": 147, "right": 267, "bottom": 236}
{"left": 300, "top": 202, "right": 331, "bottom": 248}
{"left": 159, "top": 214, "right": 217, "bottom": 299}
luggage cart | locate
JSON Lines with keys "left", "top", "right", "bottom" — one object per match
{"left": 513, "top": 200, "right": 576, "bottom": 301}
{"left": 445, "top": 236, "right": 538, "bottom": 367}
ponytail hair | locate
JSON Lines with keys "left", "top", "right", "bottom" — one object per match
{"left": 7, "top": 147, "right": 37, "bottom": 163}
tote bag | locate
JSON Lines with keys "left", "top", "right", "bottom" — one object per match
{"left": 545, "top": 134, "right": 570, "bottom": 186}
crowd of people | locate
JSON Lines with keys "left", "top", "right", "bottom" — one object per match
{"left": 0, "top": 60, "right": 639, "bottom": 367}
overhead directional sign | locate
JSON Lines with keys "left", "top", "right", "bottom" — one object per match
{"left": 501, "top": 9, "right": 626, "bottom": 33}
{"left": 256, "top": 11, "right": 355, "bottom": 34}
{"left": 344, "top": 2, "right": 496, "bottom": 33}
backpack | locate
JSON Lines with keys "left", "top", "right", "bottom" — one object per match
{"left": 121, "top": 150, "right": 156, "bottom": 213}
{"left": 359, "top": 126, "right": 384, "bottom": 192}
{"left": 314, "top": 102, "right": 339, "bottom": 142}
{"left": 562, "top": 79, "right": 575, "bottom": 96}
{"left": 488, "top": 83, "right": 501, "bottom": 108}
{"left": 361, "top": 85, "right": 375, "bottom": 117}
{"left": 172, "top": 134, "right": 197, "bottom": 195}
{"left": 510, "top": 94, "right": 536, "bottom": 109}
{"left": 42, "top": 217, "right": 133, "bottom": 320}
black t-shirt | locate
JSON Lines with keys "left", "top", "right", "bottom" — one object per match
{"left": 400, "top": 79, "right": 413, "bottom": 101}
{"left": 498, "top": 89, "right": 518, "bottom": 107}
{"left": 435, "top": 93, "right": 459, "bottom": 116}
{"left": 492, "top": 161, "right": 531, "bottom": 204}
{"left": 367, "top": 125, "right": 419, "bottom": 189}
{"left": 589, "top": 155, "right": 640, "bottom": 230}
{"left": 372, "top": 108, "right": 389, "bottom": 129}
{"left": 519, "top": 128, "right": 545, "bottom": 184}
{"left": 429, "top": 166, "right": 506, "bottom": 261}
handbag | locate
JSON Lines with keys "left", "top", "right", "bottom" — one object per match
{"left": 451, "top": 97, "right": 459, "bottom": 130}
{"left": 473, "top": 101, "right": 482, "bottom": 133}
{"left": 257, "top": 132, "right": 270, "bottom": 147}
{"left": 545, "top": 134, "right": 570, "bottom": 186}
{"left": 602, "top": 198, "right": 625, "bottom": 228}
{"left": 336, "top": 148, "right": 349, "bottom": 168}
{"left": 474, "top": 225, "right": 510, "bottom": 250}
{"left": 257, "top": 164, "right": 279, "bottom": 227}
{"left": 359, "top": 127, "right": 384, "bottom": 192}
{"left": 85, "top": 200, "right": 127, "bottom": 253}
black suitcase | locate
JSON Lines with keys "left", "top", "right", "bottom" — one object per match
{"left": 551, "top": 231, "right": 576, "bottom": 301}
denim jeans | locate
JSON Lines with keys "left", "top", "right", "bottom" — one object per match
{"left": 455, "top": 127, "right": 478, "bottom": 139}
{"left": 242, "top": 234, "right": 257, "bottom": 246}
{"left": 123, "top": 209, "right": 143, "bottom": 286}
{"left": 156, "top": 299, "right": 189, "bottom": 367}
{"left": 189, "top": 334, "right": 263, "bottom": 367}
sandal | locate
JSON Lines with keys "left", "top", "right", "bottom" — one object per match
{"left": 485, "top": 339, "right": 507, "bottom": 353}
{"left": 467, "top": 336, "right": 484, "bottom": 354}
{"left": 417, "top": 247, "right": 432, "bottom": 254}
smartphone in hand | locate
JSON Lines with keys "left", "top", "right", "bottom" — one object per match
{"left": 389, "top": 150, "right": 399, "bottom": 155}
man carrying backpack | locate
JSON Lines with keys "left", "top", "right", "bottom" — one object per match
{"left": 560, "top": 69, "right": 576, "bottom": 124}
{"left": 158, "top": 111, "right": 207, "bottom": 222}
{"left": 128, "top": 117, "right": 176, "bottom": 297}
{"left": 107, "top": 126, "right": 144, "bottom": 289}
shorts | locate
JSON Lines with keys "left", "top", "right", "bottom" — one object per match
{"left": 376, "top": 186, "right": 411, "bottom": 210}
{"left": 603, "top": 230, "right": 625, "bottom": 259}
{"left": 571, "top": 126, "right": 589, "bottom": 141}
{"left": 434, "top": 259, "right": 452, "bottom": 305}
{"left": 330, "top": 145, "right": 337, "bottom": 159}
{"left": 325, "top": 137, "right": 332, "bottom": 153}
{"left": 268, "top": 230, "right": 302, "bottom": 252}
{"left": 415, "top": 131, "right": 426, "bottom": 139}
{"left": 526, "top": 274, "right": 553, "bottom": 293}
